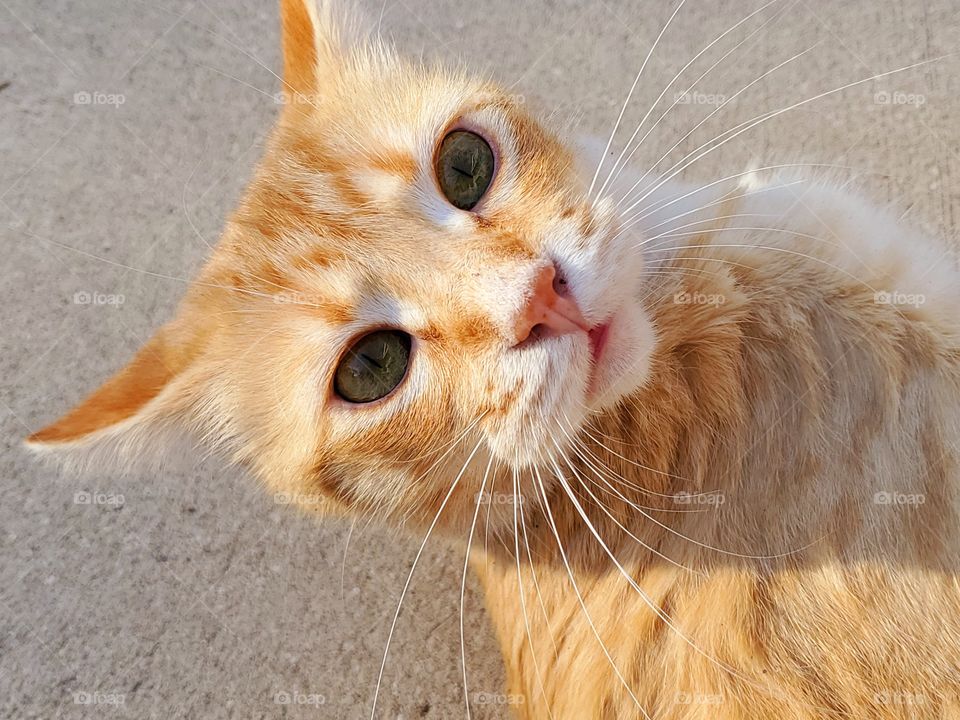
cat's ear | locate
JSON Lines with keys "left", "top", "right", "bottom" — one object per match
{"left": 26, "top": 317, "right": 217, "bottom": 472}
{"left": 280, "top": 0, "right": 360, "bottom": 97}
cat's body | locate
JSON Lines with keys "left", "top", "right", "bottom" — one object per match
{"left": 26, "top": 1, "right": 960, "bottom": 718}
{"left": 472, "top": 169, "right": 960, "bottom": 719}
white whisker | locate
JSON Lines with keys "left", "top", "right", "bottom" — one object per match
{"left": 587, "top": 0, "right": 689, "bottom": 202}
{"left": 617, "top": 44, "right": 820, "bottom": 214}
{"left": 459, "top": 454, "right": 495, "bottom": 718}
{"left": 369, "top": 436, "right": 485, "bottom": 719}
{"left": 620, "top": 52, "right": 957, "bottom": 218}
{"left": 617, "top": 163, "right": 849, "bottom": 230}
{"left": 531, "top": 465, "right": 652, "bottom": 719}
{"left": 596, "top": 0, "right": 784, "bottom": 201}
{"left": 511, "top": 467, "right": 557, "bottom": 718}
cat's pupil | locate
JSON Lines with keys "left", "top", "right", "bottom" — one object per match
{"left": 435, "top": 130, "right": 495, "bottom": 210}
{"left": 359, "top": 354, "right": 382, "bottom": 369}
{"left": 334, "top": 330, "right": 411, "bottom": 404}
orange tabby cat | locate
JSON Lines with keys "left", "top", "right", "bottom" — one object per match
{"left": 28, "top": 1, "right": 960, "bottom": 718}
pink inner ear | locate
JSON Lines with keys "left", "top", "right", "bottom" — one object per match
{"left": 28, "top": 334, "right": 180, "bottom": 445}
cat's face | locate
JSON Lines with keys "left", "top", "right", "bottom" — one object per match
{"left": 27, "top": 0, "right": 655, "bottom": 529}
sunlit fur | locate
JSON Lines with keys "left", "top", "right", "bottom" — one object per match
{"left": 27, "top": 2, "right": 960, "bottom": 718}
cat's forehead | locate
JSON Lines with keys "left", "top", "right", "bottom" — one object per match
{"left": 299, "top": 66, "right": 506, "bottom": 159}
{"left": 274, "top": 61, "right": 574, "bottom": 205}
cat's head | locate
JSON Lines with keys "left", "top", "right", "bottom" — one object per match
{"left": 27, "top": 0, "right": 655, "bottom": 529}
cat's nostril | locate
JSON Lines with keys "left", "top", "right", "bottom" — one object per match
{"left": 511, "top": 264, "right": 589, "bottom": 347}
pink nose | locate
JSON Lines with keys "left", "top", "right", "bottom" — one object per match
{"left": 513, "top": 265, "right": 590, "bottom": 346}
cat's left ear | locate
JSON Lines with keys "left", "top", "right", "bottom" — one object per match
{"left": 25, "top": 315, "right": 219, "bottom": 472}
{"left": 280, "top": 0, "right": 361, "bottom": 98}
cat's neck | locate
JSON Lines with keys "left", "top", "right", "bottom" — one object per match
{"left": 470, "top": 204, "right": 959, "bottom": 575}
{"left": 470, "top": 252, "right": 750, "bottom": 574}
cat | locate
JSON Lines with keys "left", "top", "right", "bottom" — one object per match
{"left": 27, "top": 0, "right": 960, "bottom": 718}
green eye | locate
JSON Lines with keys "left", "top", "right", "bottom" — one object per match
{"left": 334, "top": 330, "right": 411, "bottom": 404}
{"left": 435, "top": 130, "right": 495, "bottom": 210}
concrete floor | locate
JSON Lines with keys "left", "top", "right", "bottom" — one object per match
{"left": 1, "top": 0, "right": 958, "bottom": 717}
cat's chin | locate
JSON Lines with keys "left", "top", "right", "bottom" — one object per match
{"left": 483, "top": 301, "right": 656, "bottom": 470}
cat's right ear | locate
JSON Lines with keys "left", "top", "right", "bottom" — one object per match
{"left": 280, "top": 0, "right": 360, "bottom": 98}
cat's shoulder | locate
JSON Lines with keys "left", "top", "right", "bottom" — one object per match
{"left": 657, "top": 168, "right": 959, "bottom": 333}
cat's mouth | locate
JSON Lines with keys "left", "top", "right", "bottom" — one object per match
{"left": 583, "top": 319, "right": 614, "bottom": 398}
{"left": 587, "top": 322, "right": 611, "bottom": 390}
{"left": 588, "top": 323, "right": 610, "bottom": 365}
